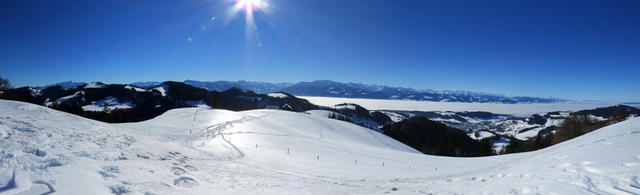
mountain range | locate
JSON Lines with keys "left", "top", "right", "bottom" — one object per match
{"left": 41, "top": 80, "right": 562, "bottom": 104}
{"left": 5, "top": 81, "right": 317, "bottom": 123}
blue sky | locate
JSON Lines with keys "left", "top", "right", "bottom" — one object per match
{"left": 1, "top": 0, "right": 639, "bottom": 102}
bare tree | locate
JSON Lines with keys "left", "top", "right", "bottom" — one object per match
{"left": 0, "top": 76, "right": 12, "bottom": 91}
{"left": 612, "top": 107, "right": 630, "bottom": 122}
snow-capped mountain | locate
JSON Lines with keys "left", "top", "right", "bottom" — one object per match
{"left": 0, "top": 81, "right": 317, "bottom": 123}
{"left": 281, "top": 80, "right": 562, "bottom": 103}
{"left": 129, "top": 81, "right": 162, "bottom": 88}
{"left": 34, "top": 81, "right": 87, "bottom": 90}
{"left": 130, "top": 80, "right": 563, "bottom": 103}
{"left": 184, "top": 80, "right": 293, "bottom": 94}
{"left": 1, "top": 99, "right": 638, "bottom": 194}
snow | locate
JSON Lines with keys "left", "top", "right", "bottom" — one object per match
{"left": 333, "top": 104, "right": 356, "bottom": 110}
{"left": 300, "top": 96, "right": 616, "bottom": 117}
{"left": 27, "top": 87, "right": 41, "bottom": 97}
{"left": 304, "top": 110, "right": 335, "bottom": 118}
{"left": 304, "top": 110, "right": 352, "bottom": 122}
{"left": 267, "top": 92, "right": 288, "bottom": 98}
{"left": 124, "top": 85, "right": 147, "bottom": 92}
{"left": 81, "top": 96, "right": 135, "bottom": 112}
{"left": 1, "top": 99, "right": 639, "bottom": 194}
{"left": 431, "top": 118, "right": 462, "bottom": 124}
{"left": 378, "top": 111, "right": 407, "bottom": 122}
{"left": 56, "top": 91, "right": 83, "bottom": 103}
{"left": 493, "top": 117, "right": 565, "bottom": 140}
{"left": 153, "top": 85, "right": 169, "bottom": 96}
{"left": 84, "top": 82, "right": 105, "bottom": 89}
{"left": 469, "top": 131, "right": 496, "bottom": 140}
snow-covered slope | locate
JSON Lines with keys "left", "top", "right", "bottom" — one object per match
{"left": 1, "top": 100, "right": 639, "bottom": 194}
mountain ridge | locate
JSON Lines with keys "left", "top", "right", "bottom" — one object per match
{"left": 32, "top": 80, "right": 563, "bottom": 104}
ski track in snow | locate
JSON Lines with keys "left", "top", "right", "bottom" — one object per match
{"left": 0, "top": 99, "right": 639, "bottom": 194}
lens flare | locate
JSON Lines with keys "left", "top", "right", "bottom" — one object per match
{"left": 227, "top": 0, "right": 269, "bottom": 45}
{"left": 236, "top": 0, "right": 267, "bottom": 13}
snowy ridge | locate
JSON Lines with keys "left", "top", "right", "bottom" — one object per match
{"left": 333, "top": 104, "right": 356, "bottom": 110}
{"left": 124, "top": 85, "right": 147, "bottom": 92}
{"left": 85, "top": 82, "right": 106, "bottom": 89}
{"left": 0, "top": 100, "right": 639, "bottom": 194}
{"left": 138, "top": 80, "right": 561, "bottom": 104}
{"left": 152, "top": 85, "right": 169, "bottom": 96}
{"left": 56, "top": 91, "right": 84, "bottom": 103}
{"left": 267, "top": 92, "right": 288, "bottom": 98}
{"left": 378, "top": 111, "right": 407, "bottom": 123}
{"left": 81, "top": 96, "right": 135, "bottom": 112}
{"left": 35, "top": 81, "right": 87, "bottom": 90}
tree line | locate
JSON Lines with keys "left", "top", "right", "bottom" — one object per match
{"left": 382, "top": 117, "right": 494, "bottom": 157}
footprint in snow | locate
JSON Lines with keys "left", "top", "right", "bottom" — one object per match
{"left": 184, "top": 165, "right": 198, "bottom": 172}
{"left": 632, "top": 176, "right": 640, "bottom": 185}
{"left": 109, "top": 184, "right": 132, "bottom": 195}
{"left": 581, "top": 166, "right": 601, "bottom": 174}
{"left": 98, "top": 171, "right": 116, "bottom": 178}
{"left": 174, "top": 177, "right": 198, "bottom": 188}
{"left": 172, "top": 167, "right": 186, "bottom": 176}
{"left": 580, "top": 161, "right": 594, "bottom": 165}
{"left": 98, "top": 166, "right": 121, "bottom": 178}
{"left": 103, "top": 166, "right": 120, "bottom": 173}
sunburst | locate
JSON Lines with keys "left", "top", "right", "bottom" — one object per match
{"left": 237, "top": 0, "right": 267, "bottom": 12}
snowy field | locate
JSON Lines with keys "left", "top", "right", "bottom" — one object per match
{"left": 1, "top": 100, "right": 639, "bottom": 194}
{"left": 300, "top": 96, "right": 616, "bottom": 117}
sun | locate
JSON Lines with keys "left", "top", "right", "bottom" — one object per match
{"left": 237, "top": 0, "right": 267, "bottom": 12}
{"left": 223, "top": 0, "right": 272, "bottom": 44}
